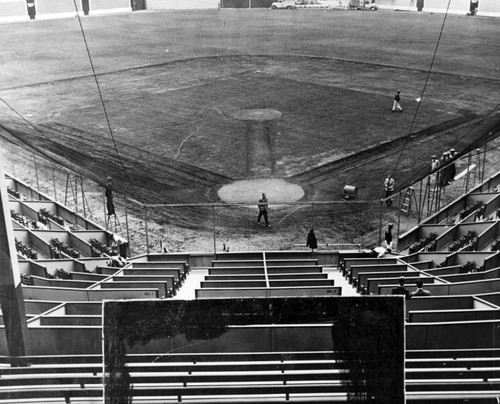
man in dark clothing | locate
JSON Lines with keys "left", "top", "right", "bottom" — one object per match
{"left": 439, "top": 151, "right": 452, "bottom": 187}
{"left": 392, "top": 276, "right": 410, "bottom": 299}
{"left": 306, "top": 229, "right": 318, "bottom": 251}
{"left": 469, "top": 0, "right": 478, "bottom": 15}
{"left": 105, "top": 177, "right": 115, "bottom": 216}
{"left": 257, "top": 193, "right": 270, "bottom": 227}
{"left": 384, "top": 223, "right": 394, "bottom": 249}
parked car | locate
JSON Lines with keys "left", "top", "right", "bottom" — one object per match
{"left": 295, "top": 0, "right": 328, "bottom": 8}
{"left": 349, "top": 0, "right": 378, "bottom": 10}
{"left": 270, "top": 0, "right": 296, "bottom": 9}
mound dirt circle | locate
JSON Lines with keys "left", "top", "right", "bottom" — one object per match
{"left": 218, "top": 178, "right": 304, "bottom": 203}
{"left": 232, "top": 109, "right": 282, "bottom": 121}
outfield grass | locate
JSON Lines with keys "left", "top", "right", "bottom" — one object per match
{"left": 0, "top": 9, "right": 499, "bottom": 205}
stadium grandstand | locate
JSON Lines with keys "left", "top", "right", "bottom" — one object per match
{"left": 0, "top": 160, "right": 499, "bottom": 402}
{"left": 1, "top": 2, "right": 500, "bottom": 403}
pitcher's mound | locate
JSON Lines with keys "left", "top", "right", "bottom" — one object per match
{"left": 218, "top": 178, "right": 304, "bottom": 203}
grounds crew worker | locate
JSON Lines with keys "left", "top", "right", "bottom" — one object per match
{"left": 384, "top": 174, "right": 395, "bottom": 207}
{"left": 257, "top": 193, "right": 270, "bottom": 227}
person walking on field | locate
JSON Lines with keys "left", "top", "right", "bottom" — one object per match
{"left": 257, "top": 192, "right": 270, "bottom": 227}
{"left": 384, "top": 174, "right": 395, "bottom": 207}
{"left": 392, "top": 90, "right": 403, "bottom": 112}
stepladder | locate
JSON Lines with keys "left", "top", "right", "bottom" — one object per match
{"left": 400, "top": 187, "right": 416, "bottom": 214}
{"left": 106, "top": 213, "right": 123, "bottom": 234}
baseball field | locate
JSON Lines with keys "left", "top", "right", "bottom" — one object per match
{"left": 0, "top": 8, "right": 499, "bottom": 250}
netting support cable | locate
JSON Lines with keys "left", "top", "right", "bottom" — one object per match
{"left": 390, "top": 0, "right": 453, "bottom": 180}
{"left": 72, "top": 0, "right": 143, "bottom": 204}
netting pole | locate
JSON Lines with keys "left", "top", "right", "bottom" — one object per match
{"left": 51, "top": 163, "right": 57, "bottom": 202}
{"left": 79, "top": 175, "right": 86, "bottom": 218}
{"left": 103, "top": 186, "right": 108, "bottom": 230}
{"left": 465, "top": 152, "right": 471, "bottom": 194}
{"left": 312, "top": 202, "right": 316, "bottom": 229}
{"left": 378, "top": 202, "right": 383, "bottom": 246}
{"left": 10, "top": 145, "right": 15, "bottom": 177}
{"left": 124, "top": 196, "right": 130, "bottom": 256}
{"left": 212, "top": 204, "right": 216, "bottom": 257}
{"left": 397, "top": 193, "right": 402, "bottom": 248}
{"left": 144, "top": 205, "right": 150, "bottom": 255}
{"left": 482, "top": 144, "right": 487, "bottom": 183}
{"left": 417, "top": 179, "right": 423, "bottom": 223}
{"left": 33, "top": 153, "right": 40, "bottom": 192}
{"left": 473, "top": 149, "right": 480, "bottom": 188}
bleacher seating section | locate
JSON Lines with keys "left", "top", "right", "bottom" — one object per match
{"left": 1, "top": 172, "right": 500, "bottom": 402}
{"left": 0, "top": 349, "right": 498, "bottom": 403}
{"left": 195, "top": 253, "right": 341, "bottom": 298}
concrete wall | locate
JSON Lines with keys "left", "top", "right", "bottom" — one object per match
{"left": 0, "top": 1, "right": 27, "bottom": 22}
{"left": 377, "top": 0, "right": 500, "bottom": 16}
{"left": 147, "top": 0, "right": 218, "bottom": 9}
{"left": 0, "top": 0, "right": 129, "bottom": 22}
{"left": 147, "top": 0, "right": 500, "bottom": 13}
{"left": 2, "top": 0, "right": 500, "bottom": 21}
{"left": 34, "top": 0, "right": 79, "bottom": 20}
{"left": 90, "top": 0, "right": 131, "bottom": 14}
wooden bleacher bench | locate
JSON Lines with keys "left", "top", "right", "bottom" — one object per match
{"left": 267, "top": 265, "right": 324, "bottom": 274}
{"left": 378, "top": 277, "right": 500, "bottom": 296}
{"left": 196, "top": 286, "right": 342, "bottom": 299}
{"left": 343, "top": 257, "right": 399, "bottom": 273}
{"left": 126, "top": 351, "right": 337, "bottom": 363}
{"left": 38, "top": 315, "right": 102, "bottom": 326}
{"left": 367, "top": 275, "right": 433, "bottom": 295}
{"left": 95, "top": 266, "right": 121, "bottom": 276}
{"left": 406, "top": 348, "right": 500, "bottom": 362}
{"left": 349, "top": 263, "right": 407, "bottom": 285}
{"left": 29, "top": 276, "right": 95, "bottom": 289}
{"left": 208, "top": 266, "right": 324, "bottom": 275}
{"left": 129, "top": 260, "right": 189, "bottom": 280}
{"left": 0, "top": 363, "right": 102, "bottom": 376}
{"left": 205, "top": 273, "right": 329, "bottom": 281}
{"left": 211, "top": 259, "right": 319, "bottom": 268}
{"left": 122, "top": 267, "right": 183, "bottom": 287}
{"left": 408, "top": 308, "right": 500, "bottom": 323}
{"left": 100, "top": 280, "right": 171, "bottom": 298}
{"left": 69, "top": 272, "right": 109, "bottom": 282}
{"left": 358, "top": 270, "right": 420, "bottom": 293}
{"left": 0, "top": 352, "right": 346, "bottom": 403}
{"left": 0, "top": 349, "right": 499, "bottom": 403}
{"left": 110, "top": 274, "right": 177, "bottom": 296}
{"left": 412, "top": 347, "right": 500, "bottom": 402}
{"left": 200, "top": 279, "right": 334, "bottom": 289}
{"left": 22, "top": 285, "right": 159, "bottom": 301}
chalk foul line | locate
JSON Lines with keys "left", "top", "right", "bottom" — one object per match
{"left": 174, "top": 125, "right": 200, "bottom": 159}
